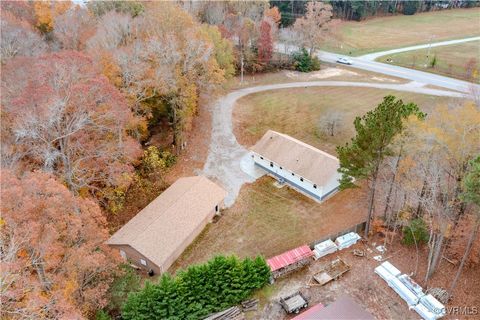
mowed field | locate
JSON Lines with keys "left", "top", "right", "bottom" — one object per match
{"left": 233, "top": 87, "right": 457, "bottom": 156}
{"left": 323, "top": 8, "right": 480, "bottom": 55}
{"left": 377, "top": 41, "right": 480, "bottom": 81}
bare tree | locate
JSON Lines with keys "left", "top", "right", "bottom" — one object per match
{"left": 0, "top": 11, "right": 47, "bottom": 64}
{"left": 318, "top": 111, "right": 344, "bottom": 136}
{"left": 86, "top": 11, "right": 133, "bottom": 52}
{"left": 54, "top": 5, "right": 96, "bottom": 50}
{"left": 293, "top": 1, "right": 333, "bottom": 55}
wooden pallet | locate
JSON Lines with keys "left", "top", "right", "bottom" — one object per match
{"left": 311, "top": 257, "right": 350, "bottom": 286}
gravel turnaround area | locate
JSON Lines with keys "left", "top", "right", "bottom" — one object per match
{"left": 202, "top": 81, "right": 463, "bottom": 206}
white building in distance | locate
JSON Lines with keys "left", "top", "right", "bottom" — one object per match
{"left": 250, "top": 130, "right": 341, "bottom": 201}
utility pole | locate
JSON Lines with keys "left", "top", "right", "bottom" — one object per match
{"left": 241, "top": 55, "right": 244, "bottom": 84}
{"left": 425, "top": 35, "right": 435, "bottom": 68}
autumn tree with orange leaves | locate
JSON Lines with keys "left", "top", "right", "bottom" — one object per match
{"left": 33, "top": 0, "right": 72, "bottom": 34}
{"left": 1, "top": 51, "right": 142, "bottom": 210}
{"left": 87, "top": 2, "right": 226, "bottom": 150}
{"left": 0, "top": 170, "right": 118, "bottom": 319}
{"left": 258, "top": 19, "right": 273, "bottom": 63}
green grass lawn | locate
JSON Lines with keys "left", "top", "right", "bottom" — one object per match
{"left": 376, "top": 41, "right": 480, "bottom": 81}
{"left": 323, "top": 8, "right": 480, "bottom": 55}
{"left": 233, "top": 87, "right": 457, "bottom": 155}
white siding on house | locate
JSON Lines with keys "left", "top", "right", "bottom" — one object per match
{"left": 249, "top": 130, "right": 341, "bottom": 202}
{"left": 252, "top": 152, "right": 327, "bottom": 200}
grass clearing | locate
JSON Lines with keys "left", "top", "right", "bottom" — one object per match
{"left": 377, "top": 41, "right": 480, "bottom": 81}
{"left": 233, "top": 87, "right": 458, "bottom": 155}
{"left": 323, "top": 8, "right": 480, "bottom": 55}
{"left": 172, "top": 176, "right": 367, "bottom": 272}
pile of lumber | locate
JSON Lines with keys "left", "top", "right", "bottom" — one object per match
{"left": 203, "top": 306, "right": 244, "bottom": 320}
{"left": 241, "top": 298, "right": 259, "bottom": 312}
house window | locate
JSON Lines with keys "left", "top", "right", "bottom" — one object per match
{"left": 300, "top": 177, "right": 304, "bottom": 182}
{"left": 270, "top": 162, "right": 273, "bottom": 168}
{"left": 215, "top": 205, "right": 219, "bottom": 212}
{"left": 280, "top": 167, "right": 282, "bottom": 170}
{"left": 260, "top": 156, "right": 264, "bottom": 160}
{"left": 313, "top": 184, "right": 317, "bottom": 189}
{"left": 291, "top": 173, "right": 295, "bottom": 176}
{"left": 140, "top": 259, "right": 147, "bottom": 266}
{"left": 120, "top": 250, "right": 127, "bottom": 260}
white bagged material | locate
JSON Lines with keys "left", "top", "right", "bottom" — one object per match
{"left": 381, "top": 261, "right": 401, "bottom": 277}
{"left": 374, "top": 265, "right": 395, "bottom": 283}
{"left": 375, "top": 261, "right": 446, "bottom": 320}
{"left": 335, "top": 232, "right": 361, "bottom": 250}
{"left": 388, "top": 276, "right": 420, "bottom": 306}
{"left": 418, "top": 295, "right": 446, "bottom": 319}
{"left": 414, "top": 301, "right": 437, "bottom": 320}
{"left": 314, "top": 239, "right": 338, "bottom": 258}
{"left": 398, "top": 274, "right": 424, "bottom": 296}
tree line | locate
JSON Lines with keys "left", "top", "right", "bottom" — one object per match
{"left": 272, "top": 0, "right": 480, "bottom": 25}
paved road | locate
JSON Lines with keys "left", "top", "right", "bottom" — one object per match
{"left": 277, "top": 39, "right": 480, "bottom": 94}
{"left": 203, "top": 81, "right": 464, "bottom": 206}
{"left": 359, "top": 36, "right": 480, "bottom": 60}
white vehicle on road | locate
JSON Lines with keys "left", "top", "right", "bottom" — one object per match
{"left": 336, "top": 57, "right": 353, "bottom": 65}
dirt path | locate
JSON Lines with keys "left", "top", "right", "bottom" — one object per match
{"left": 202, "top": 81, "right": 463, "bottom": 206}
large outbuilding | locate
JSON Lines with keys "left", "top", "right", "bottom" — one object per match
{"left": 250, "top": 130, "right": 341, "bottom": 201}
{"left": 107, "top": 176, "right": 227, "bottom": 274}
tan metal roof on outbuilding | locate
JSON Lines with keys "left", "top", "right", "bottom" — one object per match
{"left": 250, "top": 130, "right": 340, "bottom": 186}
{"left": 107, "top": 176, "right": 227, "bottom": 269}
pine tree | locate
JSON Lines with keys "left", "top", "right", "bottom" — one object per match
{"left": 336, "top": 95, "right": 425, "bottom": 236}
{"left": 121, "top": 255, "right": 271, "bottom": 319}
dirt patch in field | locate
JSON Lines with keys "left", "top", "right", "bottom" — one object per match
{"left": 371, "top": 76, "right": 400, "bottom": 83}
{"left": 284, "top": 68, "right": 360, "bottom": 80}
{"left": 225, "top": 66, "right": 407, "bottom": 90}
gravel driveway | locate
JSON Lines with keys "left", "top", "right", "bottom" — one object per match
{"left": 202, "top": 81, "right": 464, "bottom": 206}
